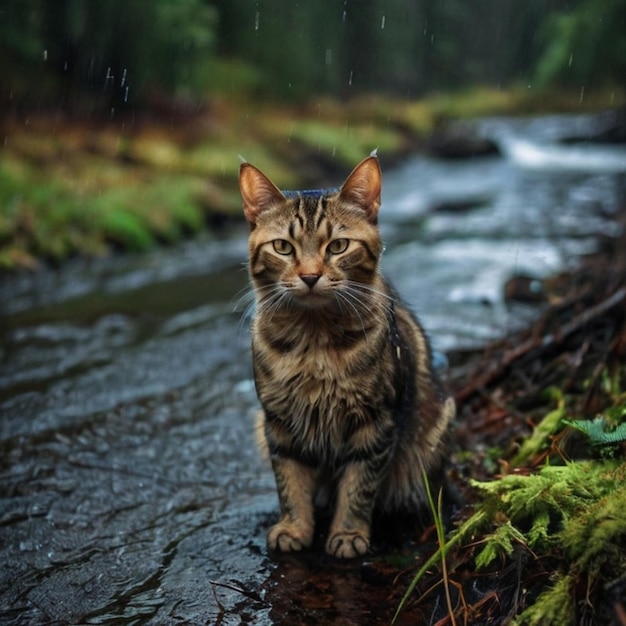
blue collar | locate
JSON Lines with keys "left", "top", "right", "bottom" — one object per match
{"left": 282, "top": 188, "right": 339, "bottom": 199}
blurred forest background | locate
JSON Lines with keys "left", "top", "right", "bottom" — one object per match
{"left": 1, "top": 0, "right": 624, "bottom": 110}
{"left": 0, "top": 0, "right": 624, "bottom": 267}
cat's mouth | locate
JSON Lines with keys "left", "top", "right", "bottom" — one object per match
{"left": 288, "top": 283, "right": 335, "bottom": 308}
{"left": 294, "top": 289, "right": 332, "bottom": 305}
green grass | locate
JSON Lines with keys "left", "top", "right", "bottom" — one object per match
{"left": 0, "top": 161, "right": 208, "bottom": 266}
{"left": 260, "top": 117, "right": 404, "bottom": 167}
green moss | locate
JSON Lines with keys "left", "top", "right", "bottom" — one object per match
{"left": 513, "top": 574, "right": 576, "bottom": 626}
{"left": 475, "top": 520, "right": 528, "bottom": 569}
{"left": 470, "top": 460, "right": 626, "bottom": 623}
{"left": 514, "top": 464, "right": 626, "bottom": 626}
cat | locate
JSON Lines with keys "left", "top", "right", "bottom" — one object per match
{"left": 239, "top": 154, "right": 455, "bottom": 559}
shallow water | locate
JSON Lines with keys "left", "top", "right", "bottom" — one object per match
{"left": 1, "top": 114, "right": 625, "bottom": 624}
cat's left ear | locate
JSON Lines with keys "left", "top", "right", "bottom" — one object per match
{"left": 239, "top": 163, "right": 286, "bottom": 226}
{"left": 338, "top": 155, "right": 382, "bottom": 223}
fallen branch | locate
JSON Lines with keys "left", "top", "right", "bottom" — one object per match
{"left": 455, "top": 287, "right": 626, "bottom": 404}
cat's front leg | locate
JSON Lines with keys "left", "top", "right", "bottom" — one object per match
{"left": 326, "top": 462, "right": 380, "bottom": 559}
{"left": 267, "top": 456, "right": 316, "bottom": 553}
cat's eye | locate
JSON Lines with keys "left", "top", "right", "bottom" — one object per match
{"left": 327, "top": 238, "right": 349, "bottom": 254}
{"left": 272, "top": 239, "right": 294, "bottom": 255}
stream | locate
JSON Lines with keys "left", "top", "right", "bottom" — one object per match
{"left": 1, "top": 113, "right": 625, "bottom": 625}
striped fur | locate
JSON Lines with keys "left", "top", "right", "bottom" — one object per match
{"left": 239, "top": 155, "right": 455, "bottom": 559}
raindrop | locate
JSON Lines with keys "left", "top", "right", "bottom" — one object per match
{"left": 348, "top": 69, "right": 353, "bottom": 86}
{"left": 579, "top": 86, "right": 585, "bottom": 104}
{"left": 568, "top": 53, "right": 574, "bottom": 67}
{"left": 254, "top": 11, "right": 260, "bottom": 31}
{"left": 42, "top": 49, "right": 47, "bottom": 61}
{"left": 124, "top": 86, "right": 130, "bottom": 103}
{"left": 120, "top": 68, "right": 127, "bottom": 87}
{"left": 381, "top": 15, "right": 386, "bottom": 29}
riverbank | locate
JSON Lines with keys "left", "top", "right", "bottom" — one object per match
{"left": 1, "top": 86, "right": 623, "bottom": 270}
{"left": 399, "top": 208, "right": 626, "bottom": 624}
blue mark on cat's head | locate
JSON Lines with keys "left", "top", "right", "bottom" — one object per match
{"left": 282, "top": 188, "right": 339, "bottom": 199}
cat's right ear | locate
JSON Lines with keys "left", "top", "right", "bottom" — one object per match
{"left": 239, "top": 163, "right": 286, "bottom": 227}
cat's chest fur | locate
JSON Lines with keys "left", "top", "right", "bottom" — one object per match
{"left": 255, "top": 314, "right": 388, "bottom": 399}
{"left": 253, "top": 312, "right": 395, "bottom": 460}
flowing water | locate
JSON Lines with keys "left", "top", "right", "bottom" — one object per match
{"left": 1, "top": 113, "right": 625, "bottom": 624}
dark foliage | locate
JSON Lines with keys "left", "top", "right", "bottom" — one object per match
{"left": 1, "top": 0, "right": 624, "bottom": 113}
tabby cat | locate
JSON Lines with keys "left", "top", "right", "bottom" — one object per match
{"left": 239, "top": 154, "right": 455, "bottom": 559}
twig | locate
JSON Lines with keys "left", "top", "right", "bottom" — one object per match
{"left": 210, "top": 581, "right": 226, "bottom": 626}
{"left": 209, "top": 579, "right": 268, "bottom": 605}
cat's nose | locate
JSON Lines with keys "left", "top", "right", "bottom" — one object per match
{"left": 300, "top": 274, "right": 321, "bottom": 288}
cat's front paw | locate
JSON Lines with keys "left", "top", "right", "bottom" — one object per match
{"left": 325, "top": 530, "right": 370, "bottom": 559}
{"left": 267, "top": 520, "right": 313, "bottom": 553}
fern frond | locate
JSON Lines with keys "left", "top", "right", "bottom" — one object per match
{"left": 565, "top": 417, "right": 626, "bottom": 446}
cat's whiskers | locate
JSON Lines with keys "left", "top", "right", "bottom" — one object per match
{"left": 232, "top": 284, "right": 256, "bottom": 313}
{"left": 342, "top": 282, "right": 394, "bottom": 318}
{"left": 333, "top": 288, "right": 368, "bottom": 338}
{"left": 232, "top": 285, "right": 259, "bottom": 339}
{"left": 257, "top": 284, "right": 295, "bottom": 322}
{"left": 347, "top": 281, "right": 397, "bottom": 306}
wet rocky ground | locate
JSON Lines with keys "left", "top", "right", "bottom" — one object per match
{"left": 0, "top": 231, "right": 443, "bottom": 624}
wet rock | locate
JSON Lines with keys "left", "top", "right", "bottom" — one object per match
{"left": 504, "top": 274, "right": 545, "bottom": 304}
{"left": 430, "top": 196, "right": 491, "bottom": 214}
{"left": 428, "top": 122, "right": 501, "bottom": 159}
{"left": 561, "top": 107, "right": 626, "bottom": 145}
